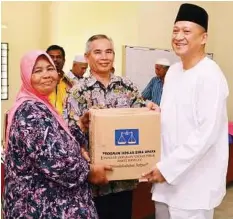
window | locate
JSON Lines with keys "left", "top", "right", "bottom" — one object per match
{"left": 1, "top": 43, "right": 9, "bottom": 100}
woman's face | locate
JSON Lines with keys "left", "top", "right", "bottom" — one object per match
{"left": 31, "top": 56, "right": 58, "bottom": 95}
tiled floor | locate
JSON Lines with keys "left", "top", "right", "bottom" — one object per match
{"left": 214, "top": 184, "right": 233, "bottom": 219}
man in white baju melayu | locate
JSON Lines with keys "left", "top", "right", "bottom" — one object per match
{"left": 142, "top": 3, "right": 229, "bottom": 219}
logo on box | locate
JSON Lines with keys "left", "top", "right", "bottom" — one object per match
{"left": 115, "top": 129, "right": 139, "bottom": 146}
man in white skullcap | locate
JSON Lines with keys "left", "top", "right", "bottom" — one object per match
{"left": 66, "top": 55, "right": 88, "bottom": 81}
{"left": 142, "top": 3, "right": 229, "bottom": 219}
{"left": 142, "top": 58, "right": 170, "bottom": 105}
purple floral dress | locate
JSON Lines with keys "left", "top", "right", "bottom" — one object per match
{"left": 4, "top": 101, "right": 98, "bottom": 219}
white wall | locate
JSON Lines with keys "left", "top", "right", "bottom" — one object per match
{"left": 211, "top": 2, "right": 233, "bottom": 120}
{"left": 1, "top": 2, "right": 50, "bottom": 138}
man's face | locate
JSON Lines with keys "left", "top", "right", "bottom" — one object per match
{"left": 72, "top": 62, "right": 88, "bottom": 77}
{"left": 47, "top": 49, "right": 65, "bottom": 73}
{"left": 85, "top": 39, "right": 115, "bottom": 75}
{"left": 155, "top": 64, "right": 169, "bottom": 78}
{"left": 172, "top": 21, "right": 207, "bottom": 58}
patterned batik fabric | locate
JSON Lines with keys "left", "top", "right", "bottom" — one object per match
{"left": 4, "top": 101, "right": 98, "bottom": 219}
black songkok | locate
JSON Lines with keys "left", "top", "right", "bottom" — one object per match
{"left": 175, "top": 3, "right": 209, "bottom": 31}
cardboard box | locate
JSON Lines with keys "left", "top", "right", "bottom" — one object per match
{"left": 89, "top": 108, "right": 161, "bottom": 181}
